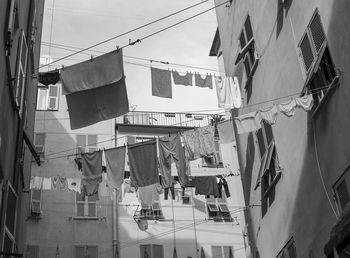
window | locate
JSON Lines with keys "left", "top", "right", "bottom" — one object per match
{"left": 75, "top": 192, "right": 97, "bottom": 218}
{"left": 30, "top": 189, "right": 42, "bottom": 217}
{"left": 299, "top": 10, "right": 338, "bottom": 110}
{"left": 182, "top": 188, "right": 191, "bottom": 204}
{"left": 34, "top": 133, "right": 45, "bottom": 160}
{"left": 255, "top": 121, "right": 282, "bottom": 217}
{"left": 26, "top": 245, "right": 39, "bottom": 258}
{"left": 36, "top": 85, "right": 60, "bottom": 110}
{"left": 202, "top": 129, "right": 223, "bottom": 167}
{"left": 75, "top": 245, "right": 98, "bottom": 258}
{"left": 140, "top": 201, "right": 164, "bottom": 220}
{"left": 334, "top": 167, "right": 350, "bottom": 213}
{"left": 15, "top": 30, "right": 28, "bottom": 116}
{"left": 277, "top": 238, "right": 297, "bottom": 258}
{"left": 76, "top": 134, "right": 97, "bottom": 154}
{"left": 212, "top": 246, "right": 234, "bottom": 258}
{"left": 235, "top": 15, "right": 259, "bottom": 81}
{"left": 206, "top": 194, "right": 232, "bottom": 222}
{"left": 2, "top": 182, "right": 18, "bottom": 253}
{"left": 140, "top": 244, "right": 164, "bottom": 258}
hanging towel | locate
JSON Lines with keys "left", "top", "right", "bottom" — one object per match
{"left": 67, "top": 178, "right": 82, "bottom": 193}
{"left": 217, "top": 120, "right": 235, "bottom": 143}
{"left": 138, "top": 183, "right": 159, "bottom": 206}
{"left": 57, "top": 177, "right": 68, "bottom": 191}
{"left": 215, "top": 76, "right": 241, "bottom": 109}
{"left": 38, "top": 70, "right": 60, "bottom": 86}
{"left": 42, "top": 177, "right": 52, "bottom": 190}
{"left": 278, "top": 98, "right": 297, "bottom": 117}
{"left": 51, "top": 177, "right": 59, "bottom": 190}
{"left": 99, "top": 173, "right": 111, "bottom": 197}
{"left": 194, "top": 176, "right": 219, "bottom": 197}
{"left": 172, "top": 71, "right": 193, "bottom": 86}
{"left": 60, "top": 49, "right": 124, "bottom": 94}
{"left": 234, "top": 111, "right": 261, "bottom": 134}
{"left": 104, "top": 146, "right": 126, "bottom": 190}
{"left": 183, "top": 129, "right": 201, "bottom": 161}
{"left": 82, "top": 184, "right": 99, "bottom": 197}
{"left": 30, "top": 176, "right": 43, "bottom": 190}
{"left": 295, "top": 94, "right": 314, "bottom": 111}
{"left": 151, "top": 67, "right": 172, "bottom": 98}
{"left": 198, "top": 125, "right": 216, "bottom": 157}
{"left": 66, "top": 78, "right": 129, "bottom": 129}
{"left": 158, "top": 134, "right": 189, "bottom": 188}
{"left": 81, "top": 151, "right": 103, "bottom": 186}
{"left": 259, "top": 105, "right": 278, "bottom": 125}
{"left": 195, "top": 73, "right": 213, "bottom": 89}
{"left": 128, "top": 140, "right": 158, "bottom": 187}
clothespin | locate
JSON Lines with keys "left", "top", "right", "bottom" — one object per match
{"left": 116, "top": 45, "right": 120, "bottom": 53}
{"left": 90, "top": 55, "right": 94, "bottom": 62}
{"left": 61, "top": 65, "right": 65, "bottom": 70}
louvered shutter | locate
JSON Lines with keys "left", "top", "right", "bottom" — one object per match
{"left": 336, "top": 179, "right": 350, "bottom": 209}
{"left": 309, "top": 12, "right": 325, "bottom": 53}
{"left": 300, "top": 33, "right": 314, "bottom": 72}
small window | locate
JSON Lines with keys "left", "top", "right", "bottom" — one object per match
{"left": 15, "top": 30, "right": 28, "bottom": 116}
{"left": 277, "top": 238, "right": 297, "bottom": 258}
{"left": 34, "top": 133, "right": 45, "bottom": 160}
{"left": 76, "top": 134, "right": 97, "bottom": 154}
{"left": 75, "top": 246, "right": 98, "bottom": 258}
{"left": 75, "top": 192, "right": 97, "bottom": 218}
{"left": 30, "top": 189, "right": 42, "bottom": 217}
{"left": 26, "top": 245, "right": 39, "bottom": 258}
{"left": 140, "top": 244, "right": 164, "bottom": 258}
{"left": 140, "top": 201, "right": 164, "bottom": 220}
{"left": 334, "top": 167, "right": 350, "bottom": 212}
{"left": 206, "top": 195, "right": 232, "bottom": 222}
{"left": 212, "top": 246, "right": 234, "bottom": 258}
{"left": 36, "top": 85, "right": 59, "bottom": 110}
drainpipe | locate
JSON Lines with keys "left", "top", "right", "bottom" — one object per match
{"left": 112, "top": 189, "right": 119, "bottom": 258}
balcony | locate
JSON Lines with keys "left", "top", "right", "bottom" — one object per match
{"left": 117, "top": 111, "right": 214, "bottom": 134}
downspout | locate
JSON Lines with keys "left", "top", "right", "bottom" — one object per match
{"left": 112, "top": 189, "right": 119, "bottom": 258}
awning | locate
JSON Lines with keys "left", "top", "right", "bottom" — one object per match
{"left": 324, "top": 205, "right": 350, "bottom": 257}
{"left": 23, "top": 130, "right": 40, "bottom": 166}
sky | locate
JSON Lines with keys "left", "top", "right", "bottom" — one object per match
{"left": 40, "top": 0, "right": 223, "bottom": 114}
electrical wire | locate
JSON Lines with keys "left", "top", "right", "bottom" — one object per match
{"left": 38, "top": 0, "right": 214, "bottom": 69}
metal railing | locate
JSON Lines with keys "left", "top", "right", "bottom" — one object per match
{"left": 0, "top": 252, "right": 23, "bottom": 258}
{"left": 122, "top": 111, "right": 213, "bottom": 128}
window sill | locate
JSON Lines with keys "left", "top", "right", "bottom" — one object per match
{"left": 72, "top": 216, "right": 99, "bottom": 220}
{"left": 311, "top": 76, "right": 340, "bottom": 117}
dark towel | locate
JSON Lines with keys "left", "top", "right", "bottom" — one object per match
{"left": 105, "top": 146, "right": 126, "bottom": 190}
{"left": 128, "top": 140, "right": 158, "bottom": 187}
{"left": 81, "top": 151, "right": 103, "bottom": 186}
{"left": 194, "top": 176, "right": 219, "bottom": 197}
{"left": 194, "top": 73, "right": 213, "bottom": 89}
{"left": 151, "top": 67, "right": 172, "bottom": 98}
{"left": 39, "top": 70, "right": 60, "bottom": 86}
{"left": 172, "top": 71, "right": 193, "bottom": 86}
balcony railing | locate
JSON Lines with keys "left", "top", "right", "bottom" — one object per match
{"left": 122, "top": 111, "right": 214, "bottom": 128}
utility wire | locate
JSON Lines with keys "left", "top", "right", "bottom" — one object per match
{"left": 39, "top": 0, "right": 212, "bottom": 69}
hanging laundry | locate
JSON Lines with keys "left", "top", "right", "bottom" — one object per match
{"left": 138, "top": 183, "right": 159, "bottom": 206}
{"left": 295, "top": 94, "right": 314, "bottom": 111}
{"left": 128, "top": 140, "right": 158, "bottom": 187}
{"left": 164, "top": 183, "right": 175, "bottom": 200}
{"left": 172, "top": 70, "right": 193, "bottom": 86}
{"left": 217, "top": 120, "right": 235, "bottom": 143}
{"left": 61, "top": 49, "right": 129, "bottom": 129}
{"left": 151, "top": 67, "right": 172, "bottom": 98}
{"left": 182, "top": 129, "right": 201, "bottom": 161}
{"left": 198, "top": 125, "right": 216, "bottom": 157}
{"left": 30, "top": 176, "right": 43, "bottom": 190}
{"left": 278, "top": 98, "right": 297, "bottom": 117}
{"left": 42, "top": 177, "right": 52, "bottom": 190}
{"left": 195, "top": 73, "right": 213, "bottom": 89}
{"left": 215, "top": 76, "right": 241, "bottom": 109}
{"left": 67, "top": 178, "right": 82, "bottom": 193}
{"left": 234, "top": 111, "right": 261, "bottom": 134}
{"left": 81, "top": 151, "right": 103, "bottom": 192}
{"left": 104, "top": 146, "right": 126, "bottom": 190}
{"left": 51, "top": 177, "right": 68, "bottom": 191}
{"left": 123, "top": 178, "right": 137, "bottom": 196}
{"left": 218, "top": 177, "right": 231, "bottom": 198}
{"left": 61, "top": 49, "right": 124, "bottom": 94}
{"left": 258, "top": 104, "right": 278, "bottom": 125}
{"left": 82, "top": 184, "right": 99, "bottom": 197}
{"left": 158, "top": 134, "right": 189, "bottom": 188}
{"left": 38, "top": 70, "right": 60, "bottom": 86}
{"left": 99, "top": 173, "right": 111, "bottom": 197}
{"left": 193, "top": 176, "right": 219, "bottom": 197}
{"left": 74, "top": 157, "right": 82, "bottom": 171}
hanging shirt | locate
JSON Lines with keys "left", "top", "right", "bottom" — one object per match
{"left": 259, "top": 105, "right": 278, "bottom": 125}
{"left": 128, "top": 140, "right": 158, "bottom": 187}
{"left": 234, "top": 111, "right": 261, "bottom": 134}
{"left": 172, "top": 70, "right": 193, "bottom": 86}
{"left": 151, "top": 67, "right": 172, "bottom": 98}
{"left": 104, "top": 146, "right": 126, "bottom": 190}
{"left": 279, "top": 98, "right": 297, "bottom": 117}
{"left": 295, "top": 94, "right": 314, "bottom": 111}
{"left": 42, "top": 177, "right": 52, "bottom": 190}
{"left": 81, "top": 151, "right": 103, "bottom": 186}
{"left": 197, "top": 125, "right": 216, "bottom": 157}
{"left": 217, "top": 120, "right": 235, "bottom": 143}
{"left": 182, "top": 129, "right": 201, "bottom": 161}
{"left": 195, "top": 73, "right": 213, "bottom": 89}
{"left": 67, "top": 178, "right": 82, "bottom": 193}
{"left": 215, "top": 76, "right": 241, "bottom": 109}
{"left": 30, "top": 176, "right": 43, "bottom": 190}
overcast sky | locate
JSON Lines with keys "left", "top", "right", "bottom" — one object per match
{"left": 40, "top": 0, "right": 223, "bottom": 113}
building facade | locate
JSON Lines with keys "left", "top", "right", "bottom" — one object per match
{"left": 115, "top": 111, "right": 247, "bottom": 258}
{"left": 214, "top": 0, "right": 350, "bottom": 257}
{"left": 0, "top": 0, "right": 45, "bottom": 256}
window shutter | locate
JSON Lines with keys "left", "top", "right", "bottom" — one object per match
{"left": 256, "top": 129, "right": 266, "bottom": 159}
{"left": 309, "top": 12, "right": 325, "bottom": 53}
{"left": 212, "top": 246, "right": 222, "bottom": 258}
{"left": 299, "top": 33, "right": 314, "bottom": 72}
{"left": 6, "top": 185, "right": 17, "bottom": 235}
{"left": 152, "top": 245, "right": 164, "bottom": 258}
{"left": 48, "top": 85, "right": 58, "bottom": 110}
{"left": 27, "top": 245, "right": 39, "bottom": 258}
{"left": 86, "top": 246, "right": 98, "bottom": 258}
{"left": 336, "top": 180, "right": 350, "bottom": 209}
{"left": 244, "top": 16, "right": 253, "bottom": 41}
{"left": 75, "top": 246, "right": 85, "bottom": 258}
{"left": 239, "top": 31, "right": 246, "bottom": 49}
{"left": 287, "top": 243, "right": 297, "bottom": 258}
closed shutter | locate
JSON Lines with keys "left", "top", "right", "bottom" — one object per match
{"left": 48, "top": 85, "right": 59, "bottom": 109}
{"left": 299, "top": 33, "right": 314, "bottom": 72}
{"left": 244, "top": 16, "right": 253, "bottom": 41}
{"left": 212, "top": 246, "right": 223, "bottom": 258}
{"left": 223, "top": 246, "right": 233, "bottom": 258}
{"left": 75, "top": 246, "right": 85, "bottom": 258}
{"left": 336, "top": 179, "right": 350, "bottom": 210}
{"left": 27, "top": 245, "right": 39, "bottom": 258}
{"left": 86, "top": 246, "right": 98, "bottom": 258}
{"left": 152, "top": 245, "right": 164, "bottom": 258}
{"left": 256, "top": 129, "right": 266, "bottom": 159}
{"left": 309, "top": 12, "right": 325, "bottom": 53}
{"left": 287, "top": 243, "right": 297, "bottom": 258}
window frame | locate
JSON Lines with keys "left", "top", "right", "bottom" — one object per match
{"left": 74, "top": 245, "right": 98, "bottom": 258}
{"left": 15, "top": 30, "right": 28, "bottom": 116}
{"left": 36, "top": 85, "right": 60, "bottom": 111}
{"left": 140, "top": 201, "right": 164, "bottom": 220}
{"left": 76, "top": 134, "right": 97, "bottom": 154}
{"left": 212, "top": 245, "right": 234, "bottom": 258}
{"left": 30, "top": 189, "right": 42, "bottom": 217}
{"left": 34, "top": 132, "right": 45, "bottom": 160}
{"left": 75, "top": 192, "right": 98, "bottom": 219}
{"left": 140, "top": 244, "right": 164, "bottom": 258}
{"left": 206, "top": 194, "right": 232, "bottom": 222}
